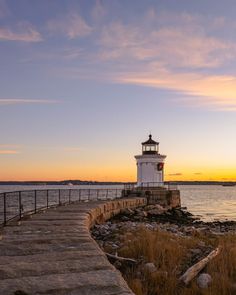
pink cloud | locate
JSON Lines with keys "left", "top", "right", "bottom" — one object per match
{"left": 117, "top": 70, "right": 236, "bottom": 111}
{"left": 99, "top": 20, "right": 235, "bottom": 68}
{"left": 0, "top": 144, "right": 21, "bottom": 155}
{"left": 0, "top": 150, "right": 20, "bottom": 155}
{"left": 0, "top": 22, "right": 42, "bottom": 42}
{"left": 95, "top": 12, "right": 236, "bottom": 111}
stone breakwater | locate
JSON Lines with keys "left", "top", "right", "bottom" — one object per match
{"left": 92, "top": 203, "right": 236, "bottom": 251}
{"left": 91, "top": 203, "right": 236, "bottom": 293}
{"left": 0, "top": 197, "right": 146, "bottom": 295}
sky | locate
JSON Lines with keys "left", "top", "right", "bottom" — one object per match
{"left": 1, "top": 0, "right": 236, "bottom": 182}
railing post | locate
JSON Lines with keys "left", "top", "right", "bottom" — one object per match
{"left": 59, "top": 189, "right": 61, "bottom": 205}
{"left": 88, "top": 189, "right": 90, "bottom": 201}
{"left": 3, "top": 193, "right": 6, "bottom": 225}
{"left": 97, "top": 189, "right": 99, "bottom": 200}
{"left": 79, "top": 189, "right": 81, "bottom": 201}
{"left": 46, "top": 190, "right": 49, "bottom": 208}
{"left": 19, "top": 191, "right": 22, "bottom": 219}
{"left": 106, "top": 189, "right": 108, "bottom": 199}
{"left": 34, "top": 190, "right": 37, "bottom": 213}
{"left": 116, "top": 189, "right": 118, "bottom": 199}
{"left": 69, "top": 189, "right": 71, "bottom": 204}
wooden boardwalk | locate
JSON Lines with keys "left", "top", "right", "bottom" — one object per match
{"left": 0, "top": 200, "right": 142, "bottom": 295}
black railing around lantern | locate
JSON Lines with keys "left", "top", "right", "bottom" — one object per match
{"left": 0, "top": 188, "right": 123, "bottom": 227}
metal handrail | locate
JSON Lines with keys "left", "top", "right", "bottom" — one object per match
{"left": 0, "top": 188, "right": 123, "bottom": 227}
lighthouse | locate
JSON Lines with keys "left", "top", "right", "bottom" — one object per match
{"left": 135, "top": 135, "right": 166, "bottom": 187}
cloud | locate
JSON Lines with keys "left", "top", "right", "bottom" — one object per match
{"left": 92, "top": 11, "right": 236, "bottom": 111}
{"left": 47, "top": 12, "right": 92, "bottom": 39}
{"left": 0, "top": 150, "right": 20, "bottom": 154}
{"left": 49, "top": 9, "right": 236, "bottom": 111}
{"left": 0, "top": 22, "right": 42, "bottom": 42}
{"left": 0, "top": 144, "right": 21, "bottom": 155}
{"left": 0, "top": 99, "right": 58, "bottom": 105}
{"left": 168, "top": 173, "right": 183, "bottom": 176}
{"left": 194, "top": 172, "right": 202, "bottom": 175}
{"left": 98, "top": 15, "right": 235, "bottom": 69}
{"left": 117, "top": 71, "right": 236, "bottom": 110}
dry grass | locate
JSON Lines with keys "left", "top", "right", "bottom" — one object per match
{"left": 111, "top": 227, "right": 236, "bottom": 295}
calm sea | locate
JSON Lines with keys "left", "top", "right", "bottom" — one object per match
{"left": 0, "top": 184, "right": 235, "bottom": 221}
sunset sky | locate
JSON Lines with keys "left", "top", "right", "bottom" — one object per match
{"left": 1, "top": 0, "right": 236, "bottom": 181}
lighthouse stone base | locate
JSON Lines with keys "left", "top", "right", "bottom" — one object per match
{"left": 122, "top": 187, "right": 181, "bottom": 209}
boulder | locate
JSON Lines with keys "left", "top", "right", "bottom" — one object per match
{"left": 197, "top": 273, "right": 212, "bottom": 289}
{"left": 147, "top": 205, "right": 165, "bottom": 215}
{"left": 144, "top": 262, "right": 157, "bottom": 273}
{"left": 120, "top": 208, "right": 134, "bottom": 215}
{"left": 137, "top": 211, "right": 148, "bottom": 218}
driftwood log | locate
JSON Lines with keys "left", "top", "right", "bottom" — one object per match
{"left": 105, "top": 252, "right": 137, "bottom": 263}
{"left": 179, "top": 246, "right": 221, "bottom": 285}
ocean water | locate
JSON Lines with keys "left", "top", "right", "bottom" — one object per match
{"left": 180, "top": 185, "right": 236, "bottom": 221}
{"left": 0, "top": 184, "right": 236, "bottom": 221}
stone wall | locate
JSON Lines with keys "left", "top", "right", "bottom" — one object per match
{"left": 122, "top": 189, "right": 181, "bottom": 209}
{"left": 147, "top": 190, "right": 181, "bottom": 208}
{"left": 86, "top": 197, "right": 147, "bottom": 228}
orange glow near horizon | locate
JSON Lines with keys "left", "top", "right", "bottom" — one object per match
{"left": 1, "top": 164, "right": 236, "bottom": 182}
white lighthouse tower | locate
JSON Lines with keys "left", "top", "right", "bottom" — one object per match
{"left": 135, "top": 135, "right": 166, "bottom": 187}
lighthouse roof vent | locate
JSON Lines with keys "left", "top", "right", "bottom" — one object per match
{"left": 142, "top": 134, "right": 159, "bottom": 145}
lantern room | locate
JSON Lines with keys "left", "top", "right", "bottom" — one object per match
{"left": 142, "top": 134, "right": 159, "bottom": 155}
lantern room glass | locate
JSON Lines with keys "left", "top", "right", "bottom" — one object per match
{"left": 142, "top": 144, "right": 158, "bottom": 153}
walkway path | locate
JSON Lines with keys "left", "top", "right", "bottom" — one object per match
{"left": 0, "top": 198, "right": 145, "bottom": 295}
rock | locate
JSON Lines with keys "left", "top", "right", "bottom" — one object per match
{"left": 198, "top": 241, "right": 206, "bottom": 247}
{"left": 173, "top": 209, "right": 184, "bottom": 218}
{"left": 137, "top": 211, "right": 148, "bottom": 218}
{"left": 120, "top": 208, "right": 134, "bottom": 215}
{"left": 120, "top": 216, "right": 130, "bottom": 221}
{"left": 197, "top": 273, "right": 212, "bottom": 289}
{"left": 148, "top": 209, "right": 161, "bottom": 215}
{"left": 144, "top": 262, "right": 157, "bottom": 273}
{"left": 14, "top": 291, "right": 29, "bottom": 295}
{"left": 148, "top": 205, "right": 165, "bottom": 215}
{"left": 145, "top": 205, "right": 156, "bottom": 210}
{"left": 195, "top": 227, "right": 211, "bottom": 235}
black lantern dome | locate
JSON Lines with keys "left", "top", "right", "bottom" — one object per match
{"left": 142, "top": 134, "right": 159, "bottom": 155}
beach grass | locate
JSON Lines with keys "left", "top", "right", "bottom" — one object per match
{"left": 110, "top": 227, "right": 236, "bottom": 295}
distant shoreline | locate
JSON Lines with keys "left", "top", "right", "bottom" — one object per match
{"left": 0, "top": 180, "right": 235, "bottom": 186}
